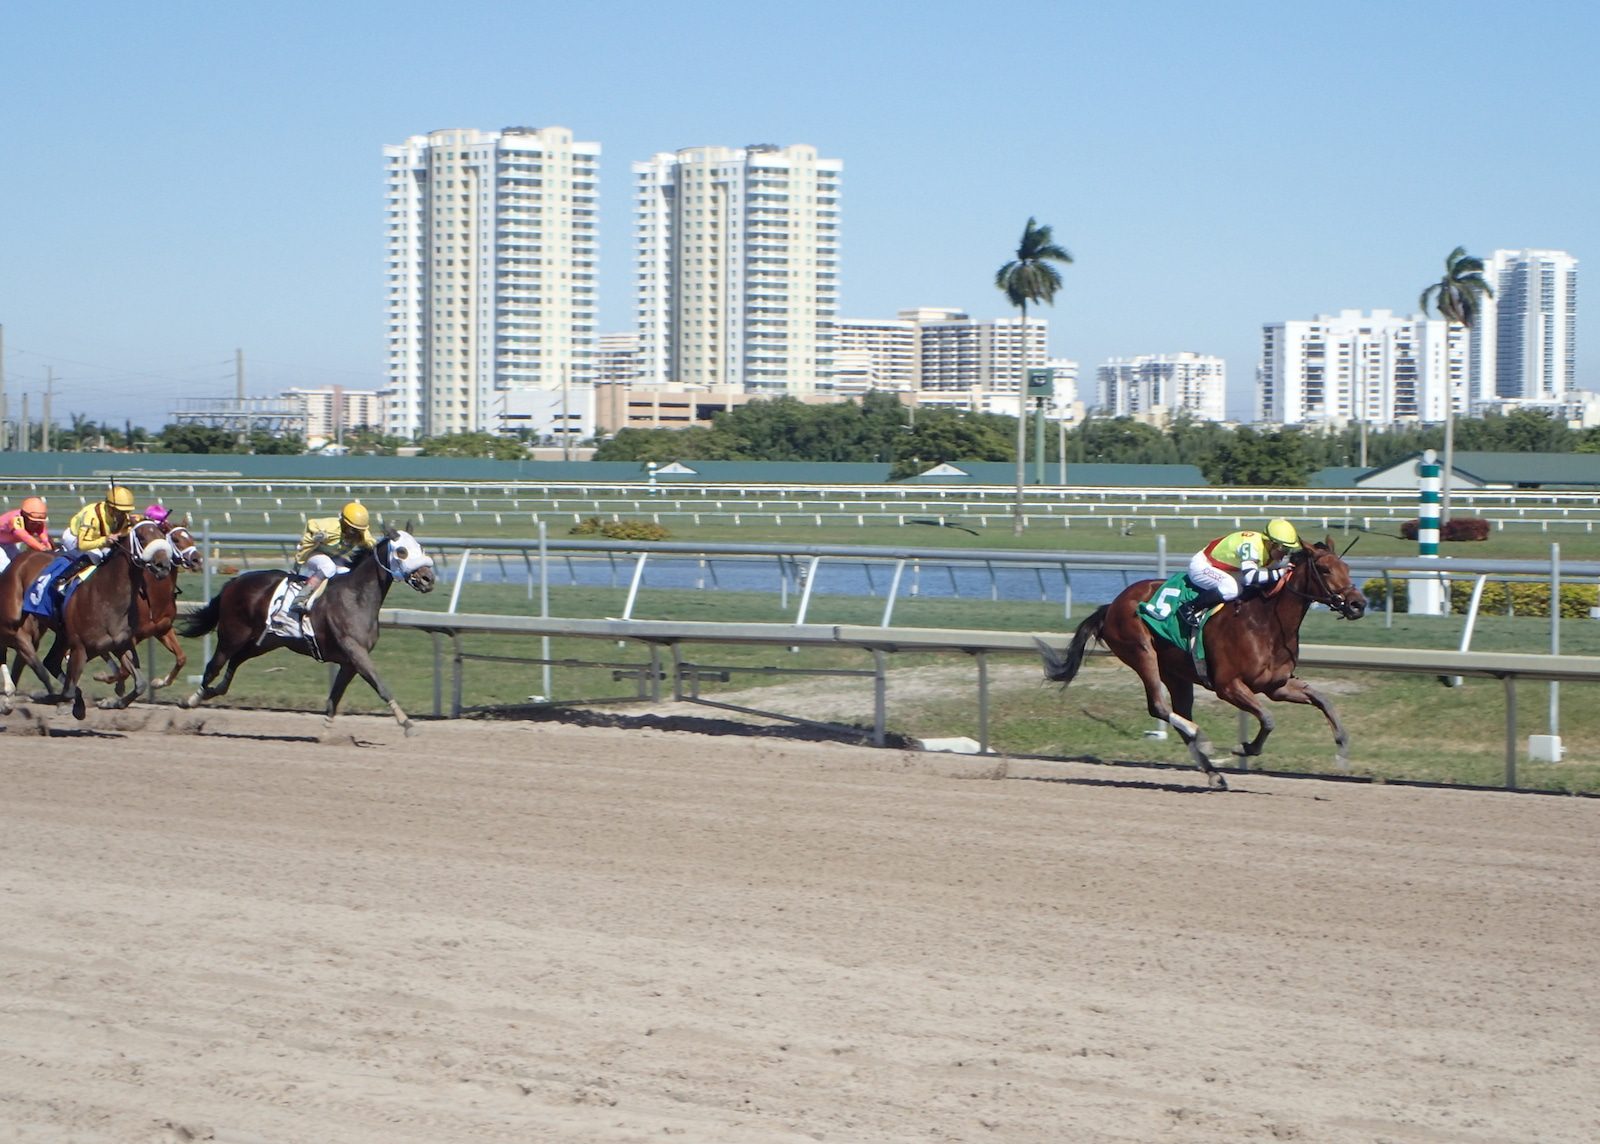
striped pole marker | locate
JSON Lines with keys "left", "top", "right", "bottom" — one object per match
{"left": 1410, "top": 448, "right": 1446, "bottom": 615}
{"left": 1417, "top": 449, "right": 1441, "bottom": 556}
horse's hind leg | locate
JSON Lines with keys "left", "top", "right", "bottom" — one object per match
{"left": 183, "top": 645, "right": 259, "bottom": 708}
{"left": 1130, "top": 655, "right": 1222, "bottom": 787}
{"left": 98, "top": 649, "right": 145, "bottom": 710}
{"left": 1263, "top": 678, "right": 1350, "bottom": 771}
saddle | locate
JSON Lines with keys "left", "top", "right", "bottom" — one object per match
{"left": 1136, "top": 573, "right": 1221, "bottom": 660}
{"left": 22, "top": 556, "right": 95, "bottom": 622}
{"left": 264, "top": 575, "right": 320, "bottom": 649}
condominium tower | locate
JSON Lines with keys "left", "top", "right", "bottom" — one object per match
{"left": 634, "top": 144, "right": 841, "bottom": 394}
{"left": 1471, "top": 249, "right": 1580, "bottom": 402}
{"left": 1258, "top": 310, "right": 1460, "bottom": 425}
{"left": 382, "top": 126, "right": 600, "bottom": 439}
{"left": 1097, "top": 353, "right": 1226, "bottom": 421}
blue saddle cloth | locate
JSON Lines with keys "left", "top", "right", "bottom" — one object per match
{"left": 22, "top": 555, "right": 84, "bottom": 623}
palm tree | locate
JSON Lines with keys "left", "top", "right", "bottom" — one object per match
{"left": 1419, "top": 246, "right": 1493, "bottom": 525}
{"left": 996, "top": 217, "right": 1072, "bottom": 534}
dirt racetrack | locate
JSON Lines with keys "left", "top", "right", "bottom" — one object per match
{"left": 3, "top": 706, "right": 1598, "bottom": 1144}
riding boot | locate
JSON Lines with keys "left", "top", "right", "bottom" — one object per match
{"left": 1177, "top": 587, "right": 1225, "bottom": 641}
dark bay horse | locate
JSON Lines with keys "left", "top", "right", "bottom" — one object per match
{"left": 178, "top": 525, "right": 436, "bottom": 734}
{"left": 9, "top": 520, "right": 177, "bottom": 720}
{"left": 1035, "top": 540, "right": 1367, "bottom": 788}
{"left": 0, "top": 546, "right": 60, "bottom": 710}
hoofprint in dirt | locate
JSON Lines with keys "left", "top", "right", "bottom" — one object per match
{"left": 2, "top": 707, "right": 1597, "bottom": 1143}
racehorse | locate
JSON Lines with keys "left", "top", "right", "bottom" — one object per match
{"left": 177, "top": 524, "right": 436, "bottom": 735}
{"left": 0, "top": 546, "right": 60, "bottom": 712}
{"left": 1034, "top": 539, "right": 1367, "bottom": 789}
{"left": 6, "top": 519, "right": 177, "bottom": 720}
{"left": 92, "top": 518, "right": 204, "bottom": 696}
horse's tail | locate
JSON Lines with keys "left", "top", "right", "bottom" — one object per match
{"left": 176, "top": 591, "right": 223, "bottom": 638}
{"left": 1035, "top": 605, "right": 1110, "bottom": 686}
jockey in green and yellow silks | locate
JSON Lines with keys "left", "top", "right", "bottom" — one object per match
{"left": 1177, "top": 518, "right": 1303, "bottom": 635}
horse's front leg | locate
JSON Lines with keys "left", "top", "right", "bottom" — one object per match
{"left": 323, "top": 663, "right": 357, "bottom": 733}
{"left": 341, "top": 644, "right": 417, "bottom": 736}
{"left": 99, "top": 649, "right": 145, "bottom": 709}
{"left": 1212, "top": 677, "right": 1275, "bottom": 761}
{"left": 1263, "top": 677, "right": 1350, "bottom": 771}
{"left": 153, "top": 629, "right": 186, "bottom": 690}
{"left": 65, "top": 643, "right": 90, "bottom": 721}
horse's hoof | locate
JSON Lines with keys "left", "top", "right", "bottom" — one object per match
{"left": 95, "top": 697, "right": 119, "bottom": 710}
{"left": 72, "top": 698, "right": 87, "bottom": 721}
{"left": 402, "top": 720, "right": 419, "bottom": 738}
{"left": 181, "top": 693, "right": 203, "bottom": 709}
{"left": 1208, "top": 772, "right": 1230, "bottom": 791}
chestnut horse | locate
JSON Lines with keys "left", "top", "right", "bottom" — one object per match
{"left": 93, "top": 519, "right": 204, "bottom": 695}
{"left": 177, "top": 525, "right": 436, "bottom": 734}
{"left": 1035, "top": 540, "right": 1367, "bottom": 789}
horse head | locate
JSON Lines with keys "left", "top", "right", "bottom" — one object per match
{"left": 163, "top": 518, "right": 204, "bottom": 572}
{"left": 381, "top": 524, "right": 436, "bottom": 594}
{"left": 1293, "top": 539, "right": 1366, "bottom": 620}
{"left": 126, "top": 518, "right": 175, "bottom": 579}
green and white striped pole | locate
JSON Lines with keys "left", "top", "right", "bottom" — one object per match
{"left": 1410, "top": 449, "right": 1446, "bottom": 614}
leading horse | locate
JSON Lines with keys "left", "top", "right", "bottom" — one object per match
{"left": 1035, "top": 540, "right": 1367, "bottom": 789}
{"left": 177, "top": 524, "right": 436, "bottom": 734}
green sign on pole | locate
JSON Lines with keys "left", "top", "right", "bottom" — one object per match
{"left": 1025, "top": 368, "right": 1055, "bottom": 398}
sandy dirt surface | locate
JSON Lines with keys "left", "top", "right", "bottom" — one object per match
{"left": 2, "top": 705, "right": 1598, "bottom": 1144}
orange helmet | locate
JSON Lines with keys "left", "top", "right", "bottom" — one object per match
{"left": 19, "top": 496, "right": 48, "bottom": 525}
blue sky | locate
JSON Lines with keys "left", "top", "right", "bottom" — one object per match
{"left": 3, "top": 0, "right": 1594, "bottom": 428}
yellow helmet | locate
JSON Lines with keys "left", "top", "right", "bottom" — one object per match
{"left": 1266, "top": 518, "right": 1302, "bottom": 549}
{"left": 340, "top": 501, "right": 369, "bottom": 530}
{"left": 106, "top": 486, "right": 135, "bottom": 513}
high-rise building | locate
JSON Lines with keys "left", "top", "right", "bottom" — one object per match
{"left": 1096, "top": 353, "right": 1226, "bottom": 421}
{"left": 382, "top": 126, "right": 600, "bottom": 440}
{"left": 832, "top": 318, "right": 918, "bottom": 395}
{"left": 1471, "top": 249, "right": 1580, "bottom": 402}
{"left": 634, "top": 143, "right": 841, "bottom": 395}
{"left": 1258, "top": 310, "right": 1460, "bottom": 425}
{"left": 281, "top": 386, "right": 385, "bottom": 443}
{"left": 914, "top": 310, "right": 1047, "bottom": 396}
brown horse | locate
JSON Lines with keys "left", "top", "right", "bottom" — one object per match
{"left": 0, "top": 546, "right": 61, "bottom": 711}
{"left": 1035, "top": 540, "right": 1367, "bottom": 789}
{"left": 177, "top": 525, "right": 436, "bottom": 734}
{"left": 93, "top": 519, "right": 203, "bottom": 695}
{"left": 7, "top": 520, "right": 177, "bottom": 720}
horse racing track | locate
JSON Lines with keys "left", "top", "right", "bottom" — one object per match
{"left": 3, "top": 708, "right": 1597, "bottom": 1143}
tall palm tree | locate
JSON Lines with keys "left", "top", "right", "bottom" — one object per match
{"left": 996, "top": 217, "right": 1072, "bottom": 534}
{"left": 1419, "top": 246, "right": 1493, "bottom": 525}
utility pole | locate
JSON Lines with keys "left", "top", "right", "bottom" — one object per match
{"left": 561, "top": 361, "right": 571, "bottom": 462}
{"left": 0, "top": 323, "right": 7, "bottom": 452}
{"left": 43, "top": 367, "right": 53, "bottom": 452}
{"left": 235, "top": 348, "right": 247, "bottom": 446}
{"left": 20, "top": 392, "right": 29, "bottom": 453}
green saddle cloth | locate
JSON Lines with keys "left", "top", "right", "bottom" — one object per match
{"left": 1136, "top": 573, "right": 1218, "bottom": 658}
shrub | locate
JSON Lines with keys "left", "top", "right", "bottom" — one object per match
{"left": 568, "top": 516, "right": 670, "bottom": 541}
{"left": 1398, "top": 517, "right": 1490, "bottom": 541}
{"left": 1362, "top": 577, "right": 1597, "bottom": 618}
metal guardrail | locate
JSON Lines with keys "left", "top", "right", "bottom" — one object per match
{"left": 380, "top": 607, "right": 1600, "bottom": 789}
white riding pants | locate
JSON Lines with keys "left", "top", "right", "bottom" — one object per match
{"left": 303, "top": 553, "right": 350, "bottom": 580}
{"left": 1187, "top": 553, "right": 1242, "bottom": 600}
{"left": 59, "top": 533, "right": 106, "bottom": 564}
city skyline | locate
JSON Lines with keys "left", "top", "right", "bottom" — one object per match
{"left": 3, "top": 1, "right": 1596, "bottom": 432}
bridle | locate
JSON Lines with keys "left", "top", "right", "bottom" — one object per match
{"left": 125, "top": 518, "right": 175, "bottom": 578}
{"left": 165, "top": 524, "right": 203, "bottom": 571}
{"left": 378, "top": 534, "right": 435, "bottom": 590}
{"left": 1284, "top": 546, "right": 1362, "bottom": 619}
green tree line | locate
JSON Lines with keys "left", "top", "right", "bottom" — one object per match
{"left": 595, "top": 397, "right": 1600, "bottom": 486}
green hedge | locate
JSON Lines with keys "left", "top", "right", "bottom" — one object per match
{"left": 1362, "top": 577, "right": 1598, "bottom": 618}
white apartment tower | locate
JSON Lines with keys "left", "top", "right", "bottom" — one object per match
{"left": 383, "top": 126, "right": 600, "bottom": 439}
{"left": 1471, "top": 249, "right": 1580, "bottom": 402}
{"left": 634, "top": 144, "right": 841, "bottom": 395}
{"left": 832, "top": 317, "right": 918, "bottom": 395}
{"left": 1097, "top": 353, "right": 1226, "bottom": 421}
{"left": 1258, "top": 310, "right": 1463, "bottom": 425}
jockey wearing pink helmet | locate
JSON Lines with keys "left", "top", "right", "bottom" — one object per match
{"left": 142, "top": 504, "right": 170, "bottom": 525}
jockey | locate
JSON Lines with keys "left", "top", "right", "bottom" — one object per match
{"left": 60, "top": 486, "right": 136, "bottom": 567}
{"left": 0, "top": 496, "right": 52, "bottom": 574}
{"left": 1177, "top": 518, "right": 1304, "bottom": 635}
{"left": 141, "top": 503, "right": 171, "bottom": 527}
{"left": 289, "top": 501, "right": 374, "bottom": 618}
